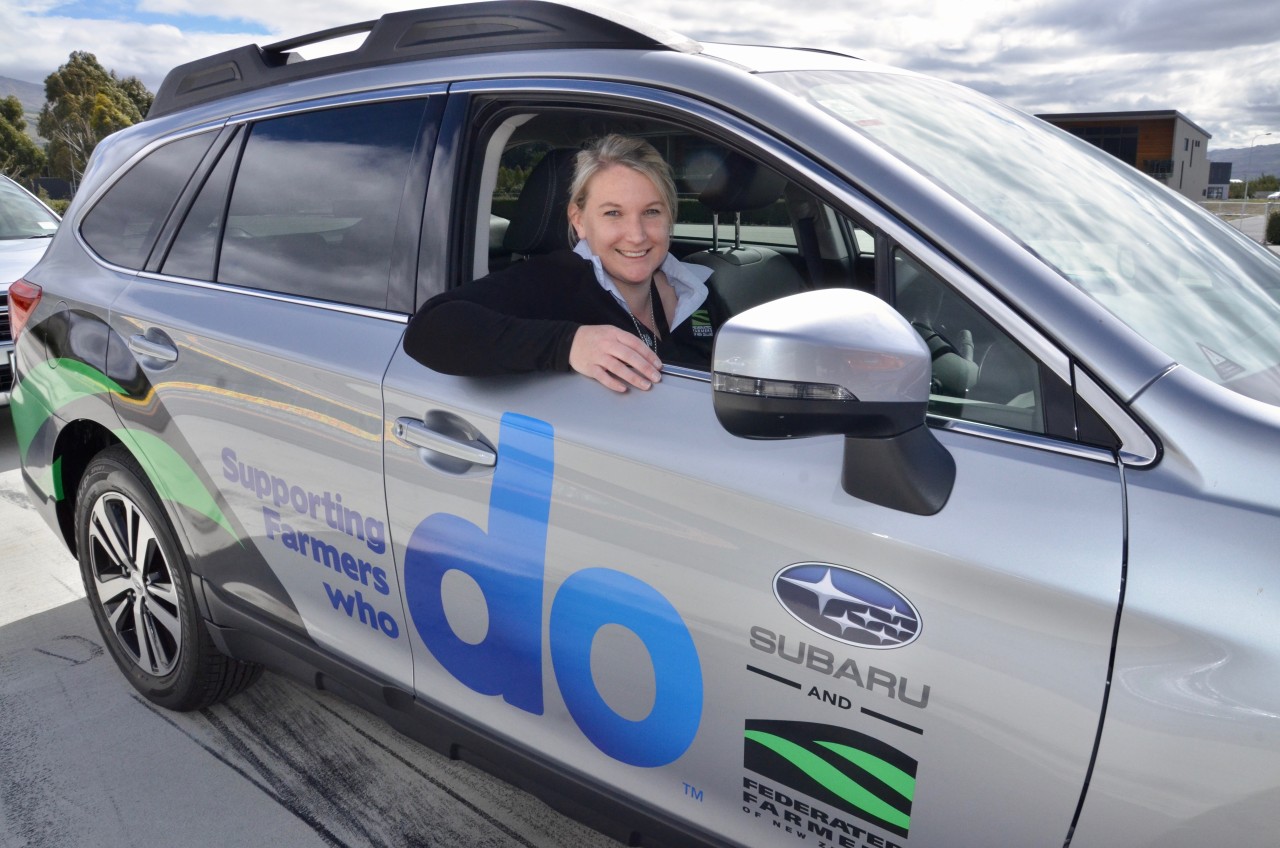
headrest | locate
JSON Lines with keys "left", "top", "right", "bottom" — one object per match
{"left": 699, "top": 152, "right": 786, "bottom": 214}
{"left": 502, "top": 147, "right": 579, "bottom": 255}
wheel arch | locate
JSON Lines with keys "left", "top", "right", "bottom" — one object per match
{"left": 52, "top": 418, "right": 122, "bottom": 556}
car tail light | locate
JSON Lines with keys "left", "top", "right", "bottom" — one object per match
{"left": 9, "top": 278, "right": 42, "bottom": 342}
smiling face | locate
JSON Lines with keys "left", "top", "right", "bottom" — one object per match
{"left": 568, "top": 164, "right": 671, "bottom": 288}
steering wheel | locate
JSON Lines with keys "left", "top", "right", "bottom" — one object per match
{"left": 914, "top": 323, "right": 979, "bottom": 397}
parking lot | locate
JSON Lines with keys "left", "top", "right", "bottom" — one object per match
{"left": 0, "top": 412, "right": 617, "bottom": 848}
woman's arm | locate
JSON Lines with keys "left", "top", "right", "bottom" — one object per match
{"left": 403, "top": 254, "right": 661, "bottom": 389}
{"left": 404, "top": 295, "right": 579, "bottom": 375}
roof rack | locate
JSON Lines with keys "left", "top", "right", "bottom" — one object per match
{"left": 149, "top": 0, "right": 701, "bottom": 119}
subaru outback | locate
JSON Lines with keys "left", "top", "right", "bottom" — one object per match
{"left": 9, "top": 2, "right": 1280, "bottom": 847}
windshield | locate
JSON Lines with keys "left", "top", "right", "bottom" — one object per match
{"left": 0, "top": 178, "right": 60, "bottom": 240}
{"left": 766, "top": 69, "right": 1280, "bottom": 406}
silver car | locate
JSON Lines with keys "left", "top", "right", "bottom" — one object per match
{"left": 10, "top": 3, "right": 1280, "bottom": 847}
{"left": 0, "top": 173, "right": 59, "bottom": 406}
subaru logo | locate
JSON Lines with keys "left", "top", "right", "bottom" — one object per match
{"left": 773, "top": 563, "right": 920, "bottom": 649}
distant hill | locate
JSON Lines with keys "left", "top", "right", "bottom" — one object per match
{"left": 1208, "top": 142, "right": 1280, "bottom": 182}
{"left": 0, "top": 74, "right": 47, "bottom": 143}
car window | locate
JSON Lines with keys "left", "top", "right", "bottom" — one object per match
{"left": 797, "top": 203, "right": 1048, "bottom": 435}
{"left": 215, "top": 98, "right": 428, "bottom": 310}
{"left": 161, "top": 127, "right": 242, "bottom": 281}
{"left": 668, "top": 137, "right": 795, "bottom": 249}
{"left": 768, "top": 68, "right": 1280, "bottom": 407}
{"left": 473, "top": 111, "right": 813, "bottom": 311}
{"left": 893, "top": 249, "right": 1046, "bottom": 434}
{"left": 0, "top": 178, "right": 59, "bottom": 240}
{"left": 468, "top": 104, "right": 1052, "bottom": 437}
{"left": 80, "top": 131, "right": 217, "bottom": 270}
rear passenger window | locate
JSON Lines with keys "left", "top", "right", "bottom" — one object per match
{"left": 81, "top": 131, "right": 216, "bottom": 269}
{"left": 162, "top": 128, "right": 241, "bottom": 281}
{"left": 217, "top": 99, "right": 427, "bottom": 309}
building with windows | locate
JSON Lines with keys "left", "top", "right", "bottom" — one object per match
{"left": 1207, "top": 162, "right": 1233, "bottom": 199}
{"left": 1037, "top": 110, "right": 1212, "bottom": 201}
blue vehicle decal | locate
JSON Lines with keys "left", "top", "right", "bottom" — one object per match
{"left": 404, "top": 413, "right": 703, "bottom": 767}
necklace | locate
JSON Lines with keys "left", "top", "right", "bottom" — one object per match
{"left": 627, "top": 276, "right": 660, "bottom": 353}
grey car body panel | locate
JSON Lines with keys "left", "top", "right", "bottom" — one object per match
{"left": 14, "top": 242, "right": 134, "bottom": 514}
{"left": 105, "top": 275, "right": 412, "bottom": 683}
{"left": 12, "top": 5, "right": 1280, "bottom": 845}
{"left": 382, "top": 358, "right": 1123, "bottom": 847}
{"left": 1070, "top": 366, "right": 1280, "bottom": 847}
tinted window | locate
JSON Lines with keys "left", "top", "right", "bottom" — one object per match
{"left": 161, "top": 128, "right": 241, "bottom": 281}
{"left": 217, "top": 99, "right": 427, "bottom": 309}
{"left": 81, "top": 132, "right": 216, "bottom": 269}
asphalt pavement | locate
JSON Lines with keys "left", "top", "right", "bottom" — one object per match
{"left": 0, "top": 411, "right": 619, "bottom": 848}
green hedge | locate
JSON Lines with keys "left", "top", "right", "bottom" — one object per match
{"left": 1267, "top": 211, "right": 1280, "bottom": 246}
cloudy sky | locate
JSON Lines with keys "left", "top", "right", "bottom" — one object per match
{"left": 3, "top": 0, "right": 1279, "bottom": 149}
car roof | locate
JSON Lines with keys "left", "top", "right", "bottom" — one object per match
{"left": 149, "top": 0, "right": 702, "bottom": 119}
{"left": 148, "top": 0, "right": 908, "bottom": 123}
{"left": 697, "top": 42, "right": 875, "bottom": 74}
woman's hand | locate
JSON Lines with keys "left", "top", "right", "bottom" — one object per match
{"left": 569, "top": 325, "right": 663, "bottom": 392}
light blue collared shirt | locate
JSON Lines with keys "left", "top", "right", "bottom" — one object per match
{"left": 573, "top": 239, "right": 712, "bottom": 330}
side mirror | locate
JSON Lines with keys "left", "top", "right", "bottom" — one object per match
{"left": 712, "top": 289, "right": 955, "bottom": 515}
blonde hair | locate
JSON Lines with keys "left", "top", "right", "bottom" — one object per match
{"left": 567, "top": 134, "right": 677, "bottom": 244}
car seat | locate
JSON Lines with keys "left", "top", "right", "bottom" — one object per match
{"left": 684, "top": 152, "right": 806, "bottom": 315}
{"left": 501, "top": 147, "right": 579, "bottom": 259}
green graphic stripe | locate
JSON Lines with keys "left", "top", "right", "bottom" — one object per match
{"left": 13, "top": 355, "right": 237, "bottom": 542}
{"left": 51, "top": 455, "right": 64, "bottom": 501}
{"left": 113, "top": 428, "right": 238, "bottom": 542}
{"left": 816, "top": 741, "right": 915, "bottom": 801}
{"left": 12, "top": 357, "right": 127, "bottom": 461}
{"left": 744, "top": 730, "right": 911, "bottom": 830}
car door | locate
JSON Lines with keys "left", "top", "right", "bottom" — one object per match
{"left": 106, "top": 92, "right": 440, "bottom": 687}
{"left": 381, "top": 87, "right": 1127, "bottom": 848}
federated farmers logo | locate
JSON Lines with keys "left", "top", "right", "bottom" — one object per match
{"left": 691, "top": 308, "right": 713, "bottom": 337}
{"left": 744, "top": 719, "right": 916, "bottom": 839}
{"left": 774, "top": 563, "right": 920, "bottom": 649}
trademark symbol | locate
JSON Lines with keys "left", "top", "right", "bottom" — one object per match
{"left": 683, "top": 782, "right": 704, "bottom": 802}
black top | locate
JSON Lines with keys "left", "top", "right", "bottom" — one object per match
{"left": 403, "top": 250, "right": 725, "bottom": 375}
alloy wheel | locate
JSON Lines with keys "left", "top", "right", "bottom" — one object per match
{"left": 86, "top": 491, "right": 183, "bottom": 676}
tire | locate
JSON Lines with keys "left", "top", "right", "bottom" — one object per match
{"left": 75, "top": 445, "right": 261, "bottom": 710}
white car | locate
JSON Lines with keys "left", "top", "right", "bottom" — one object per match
{"left": 0, "top": 173, "right": 60, "bottom": 406}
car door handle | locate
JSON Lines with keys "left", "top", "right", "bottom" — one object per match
{"left": 128, "top": 332, "right": 179, "bottom": 363}
{"left": 393, "top": 417, "right": 497, "bottom": 467}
